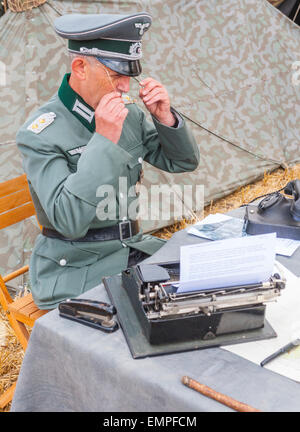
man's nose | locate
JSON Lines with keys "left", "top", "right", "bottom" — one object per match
{"left": 117, "top": 76, "right": 131, "bottom": 93}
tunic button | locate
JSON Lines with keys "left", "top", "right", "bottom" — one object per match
{"left": 138, "top": 157, "right": 143, "bottom": 164}
{"left": 60, "top": 258, "right": 67, "bottom": 266}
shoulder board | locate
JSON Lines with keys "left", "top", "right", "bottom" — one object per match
{"left": 27, "top": 112, "right": 56, "bottom": 134}
{"left": 122, "top": 94, "right": 137, "bottom": 105}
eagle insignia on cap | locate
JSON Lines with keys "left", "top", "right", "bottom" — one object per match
{"left": 135, "top": 22, "right": 150, "bottom": 35}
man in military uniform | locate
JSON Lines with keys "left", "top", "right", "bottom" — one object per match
{"left": 17, "top": 12, "right": 200, "bottom": 310}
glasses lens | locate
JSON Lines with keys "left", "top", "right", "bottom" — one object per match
{"left": 96, "top": 58, "right": 142, "bottom": 77}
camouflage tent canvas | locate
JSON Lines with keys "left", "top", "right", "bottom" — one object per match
{"left": 0, "top": 0, "right": 299, "bottom": 284}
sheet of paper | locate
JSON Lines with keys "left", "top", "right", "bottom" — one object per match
{"left": 188, "top": 213, "right": 235, "bottom": 239}
{"left": 223, "top": 261, "right": 300, "bottom": 383}
{"left": 179, "top": 233, "right": 276, "bottom": 292}
{"left": 189, "top": 218, "right": 245, "bottom": 241}
{"left": 188, "top": 214, "right": 300, "bottom": 257}
{"left": 275, "top": 238, "right": 300, "bottom": 257}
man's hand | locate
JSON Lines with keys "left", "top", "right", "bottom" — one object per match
{"left": 95, "top": 92, "right": 128, "bottom": 144}
{"left": 139, "top": 78, "right": 175, "bottom": 127}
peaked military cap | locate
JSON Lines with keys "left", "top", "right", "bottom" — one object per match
{"left": 54, "top": 12, "right": 152, "bottom": 76}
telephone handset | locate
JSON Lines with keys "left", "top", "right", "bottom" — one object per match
{"left": 283, "top": 179, "right": 300, "bottom": 221}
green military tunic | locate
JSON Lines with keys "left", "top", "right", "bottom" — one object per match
{"left": 17, "top": 73, "right": 199, "bottom": 309}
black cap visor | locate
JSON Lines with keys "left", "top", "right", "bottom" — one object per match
{"left": 96, "top": 57, "right": 142, "bottom": 77}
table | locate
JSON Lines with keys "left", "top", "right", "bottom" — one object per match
{"left": 11, "top": 208, "right": 300, "bottom": 412}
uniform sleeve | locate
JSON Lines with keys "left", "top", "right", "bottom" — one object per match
{"left": 140, "top": 107, "right": 200, "bottom": 172}
{"left": 17, "top": 130, "right": 133, "bottom": 239}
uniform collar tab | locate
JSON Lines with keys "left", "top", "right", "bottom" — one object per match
{"left": 58, "top": 73, "right": 95, "bottom": 132}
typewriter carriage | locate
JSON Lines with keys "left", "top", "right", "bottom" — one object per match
{"left": 121, "top": 264, "right": 285, "bottom": 345}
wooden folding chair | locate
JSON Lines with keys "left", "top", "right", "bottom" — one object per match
{"left": 0, "top": 174, "right": 48, "bottom": 409}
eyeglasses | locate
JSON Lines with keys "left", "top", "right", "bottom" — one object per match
{"left": 102, "top": 66, "right": 120, "bottom": 91}
{"left": 98, "top": 62, "right": 144, "bottom": 94}
{"left": 93, "top": 62, "right": 120, "bottom": 90}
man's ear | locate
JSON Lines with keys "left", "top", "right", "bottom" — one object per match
{"left": 71, "top": 57, "right": 87, "bottom": 80}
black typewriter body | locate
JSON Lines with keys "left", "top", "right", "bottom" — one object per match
{"left": 121, "top": 263, "right": 285, "bottom": 345}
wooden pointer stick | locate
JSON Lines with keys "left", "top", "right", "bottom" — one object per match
{"left": 182, "top": 376, "right": 261, "bottom": 412}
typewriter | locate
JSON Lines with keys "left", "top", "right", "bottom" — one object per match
{"left": 122, "top": 263, "right": 286, "bottom": 345}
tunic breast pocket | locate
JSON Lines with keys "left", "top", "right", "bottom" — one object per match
{"left": 127, "top": 157, "right": 143, "bottom": 186}
{"left": 118, "top": 125, "right": 143, "bottom": 153}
